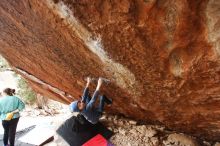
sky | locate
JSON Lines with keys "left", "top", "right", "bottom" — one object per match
{"left": 0, "top": 71, "right": 17, "bottom": 93}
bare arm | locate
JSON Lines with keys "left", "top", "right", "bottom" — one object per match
{"left": 81, "top": 77, "right": 91, "bottom": 102}
{"left": 86, "top": 78, "right": 103, "bottom": 109}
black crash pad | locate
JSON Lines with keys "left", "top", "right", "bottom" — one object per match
{"left": 56, "top": 115, "right": 113, "bottom": 146}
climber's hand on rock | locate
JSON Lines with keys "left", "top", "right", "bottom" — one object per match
{"left": 87, "top": 77, "right": 91, "bottom": 83}
{"left": 86, "top": 77, "right": 91, "bottom": 87}
{"left": 96, "top": 78, "right": 103, "bottom": 91}
{"left": 98, "top": 78, "right": 104, "bottom": 85}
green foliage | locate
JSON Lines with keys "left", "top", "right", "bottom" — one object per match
{"left": 0, "top": 55, "right": 36, "bottom": 104}
{"left": 0, "top": 56, "right": 9, "bottom": 71}
{"left": 17, "top": 78, "right": 37, "bottom": 104}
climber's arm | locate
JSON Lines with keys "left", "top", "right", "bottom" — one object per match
{"left": 81, "top": 77, "right": 91, "bottom": 103}
{"left": 86, "top": 78, "right": 103, "bottom": 109}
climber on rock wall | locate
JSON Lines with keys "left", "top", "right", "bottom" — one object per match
{"left": 70, "top": 77, "right": 112, "bottom": 124}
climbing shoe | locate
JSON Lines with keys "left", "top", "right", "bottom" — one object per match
{"left": 103, "top": 95, "right": 113, "bottom": 105}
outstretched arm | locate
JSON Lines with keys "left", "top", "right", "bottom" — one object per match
{"left": 86, "top": 78, "right": 103, "bottom": 109}
{"left": 81, "top": 77, "right": 91, "bottom": 103}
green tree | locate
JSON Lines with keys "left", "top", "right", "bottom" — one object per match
{"left": 17, "top": 78, "right": 36, "bottom": 104}
{"left": 0, "top": 55, "right": 37, "bottom": 104}
{"left": 0, "top": 56, "right": 10, "bottom": 72}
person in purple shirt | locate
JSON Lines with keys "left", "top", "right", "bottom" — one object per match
{"left": 70, "top": 77, "right": 112, "bottom": 124}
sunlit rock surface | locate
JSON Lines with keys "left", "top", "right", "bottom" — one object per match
{"left": 0, "top": 0, "right": 220, "bottom": 141}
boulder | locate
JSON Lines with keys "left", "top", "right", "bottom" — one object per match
{"left": 163, "top": 133, "right": 198, "bottom": 146}
{"left": 0, "top": 0, "right": 220, "bottom": 141}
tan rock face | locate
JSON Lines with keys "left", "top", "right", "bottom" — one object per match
{"left": 0, "top": 0, "right": 220, "bottom": 141}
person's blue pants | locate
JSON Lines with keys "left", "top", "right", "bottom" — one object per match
{"left": 97, "top": 95, "right": 107, "bottom": 113}
{"left": 85, "top": 93, "right": 108, "bottom": 113}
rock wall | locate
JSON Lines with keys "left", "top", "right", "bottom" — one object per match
{"left": 0, "top": 0, "right": 220, "bottom": 141}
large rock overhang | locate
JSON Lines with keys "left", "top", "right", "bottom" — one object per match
{"left": 0, "top": 0, "right": 220, "bottom": 141}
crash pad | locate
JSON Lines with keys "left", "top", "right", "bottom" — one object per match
{"left": 56, "top": 115, "right": 113, "bottom": 146}
{"left": 82, "top": 134, "right": 114, "bottom": 146}
{"left": 18, "top": 126, "right": 54, "bottom": 146}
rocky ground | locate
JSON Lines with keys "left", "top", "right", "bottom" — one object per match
{"left": 100, "top": 115, "right": 220, "bottom": 146}
{"left": 49, "top": 112, "right": 220, "bottom": 146}
{"left": 3, "top": 100, "right": 219, "bottom": 146}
